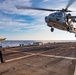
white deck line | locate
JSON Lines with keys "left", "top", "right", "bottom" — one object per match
{"left": 39, "top": 54, "right": 76, "bottom": 60}
{"left": 6, "top": 54, "right": 35, "bottom": 62}
{"left": 5, "top": 50, "right": 20, "bottom": 52}
{"left": 5, "top": 50, "right": 36, "bottom": 55}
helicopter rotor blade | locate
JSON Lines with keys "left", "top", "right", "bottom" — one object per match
{"left": 66, "top": 0, "right": 76, "bottom": 9}
{"left": 16, "top": 6, "right": 60, "bottom": 12}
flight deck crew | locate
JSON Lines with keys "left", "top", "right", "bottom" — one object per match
{"left": 0, "top": 38, "right": 6, "bottom": 63}
{"left": 0, "top": 46, "right": 4, "bottom": 63}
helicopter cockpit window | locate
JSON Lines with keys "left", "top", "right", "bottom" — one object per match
{"left": 56, "top": 12, "right": 63, "bottom": 17}
{"left": 54, "top": 12, "right": 66, "bottom": 22}
{"left": 49, "top": 13, "right": 55, "bottom": 17}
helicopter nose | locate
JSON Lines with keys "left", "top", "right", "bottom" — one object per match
{"left": 45, "top": 16, "right": 50, "bottom": 23}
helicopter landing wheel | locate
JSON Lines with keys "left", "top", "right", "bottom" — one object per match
{"left": 51, "top": 27, "right": 54, "bottom": 32}
{"left": 67, "top": 26, "right": 70, "bottom": 31}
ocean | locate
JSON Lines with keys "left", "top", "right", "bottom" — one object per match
{"left": 1, "top": 40, "right": 35, "bottom": 47}
{"left": 0, "top": 40, "right": 75, "bottom": 47}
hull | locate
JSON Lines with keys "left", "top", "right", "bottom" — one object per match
{"left": 47, "top": 20, "right": 67, "bottom": 31}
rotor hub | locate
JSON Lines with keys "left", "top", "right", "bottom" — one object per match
{"left": 61, "top": 8, "right": 71, "bottom": 12}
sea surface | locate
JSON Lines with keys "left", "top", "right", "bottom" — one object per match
{"left": 1, "top": 40, "right": 35, "bottom": 47}
{"left": 0, "top": 40, "right": 75, "bottom": 47}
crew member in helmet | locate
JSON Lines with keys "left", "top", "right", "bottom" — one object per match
{"left": 66, "top": 14, "right": 75, "bottom": 31}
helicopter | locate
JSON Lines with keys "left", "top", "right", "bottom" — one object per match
{"left": 16, "top": 0, "right": 76, "bottom": 37}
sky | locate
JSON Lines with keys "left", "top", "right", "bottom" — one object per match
{"left": 0, "top": 0, "right": 76, "bottom": 40}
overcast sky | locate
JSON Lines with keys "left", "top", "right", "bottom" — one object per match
{"left": 0, "top": 0, "right": 76, "bottom": 40}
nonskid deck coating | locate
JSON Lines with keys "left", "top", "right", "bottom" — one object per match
{"left": 0, "top": 42, "right": 76, "bottom": 75}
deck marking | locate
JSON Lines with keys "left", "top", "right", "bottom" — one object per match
{"left": 5, "top": 48, "right": 76, "bottom": 62}
{"left": 5, "top": 50, "right": 20, "bottom": 52}
{"left": 6, "top": 54, "right": 35, "bottom": 62}
{"left": 5, "top": 50, "right": 36, "bottom": 55}
{"left": 39, "top": 54, "right": 76, "bottom": 60}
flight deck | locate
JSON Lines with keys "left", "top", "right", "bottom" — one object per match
{"left": 0, "top": 42, "right": 76, "bottom": 75}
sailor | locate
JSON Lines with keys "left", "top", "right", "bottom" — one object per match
{"left": 0, "top": 46, "right": 4, "bottom": 63}
{"left": 0, "top": 38, "right": 6, "bottom": 63}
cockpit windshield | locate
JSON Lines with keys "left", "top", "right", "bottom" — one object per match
{"left": 49, "top": 12, "right": 65, "bottom": 18}
{"left": 55, "top": 12, "right": 64, "bottom": 17}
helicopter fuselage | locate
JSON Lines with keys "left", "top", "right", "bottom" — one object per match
{"left": 45, "top": 12, "right": 76, "bottom": 33}
{"left": 46, "top": 18, "right": 67, "bottom": 31}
